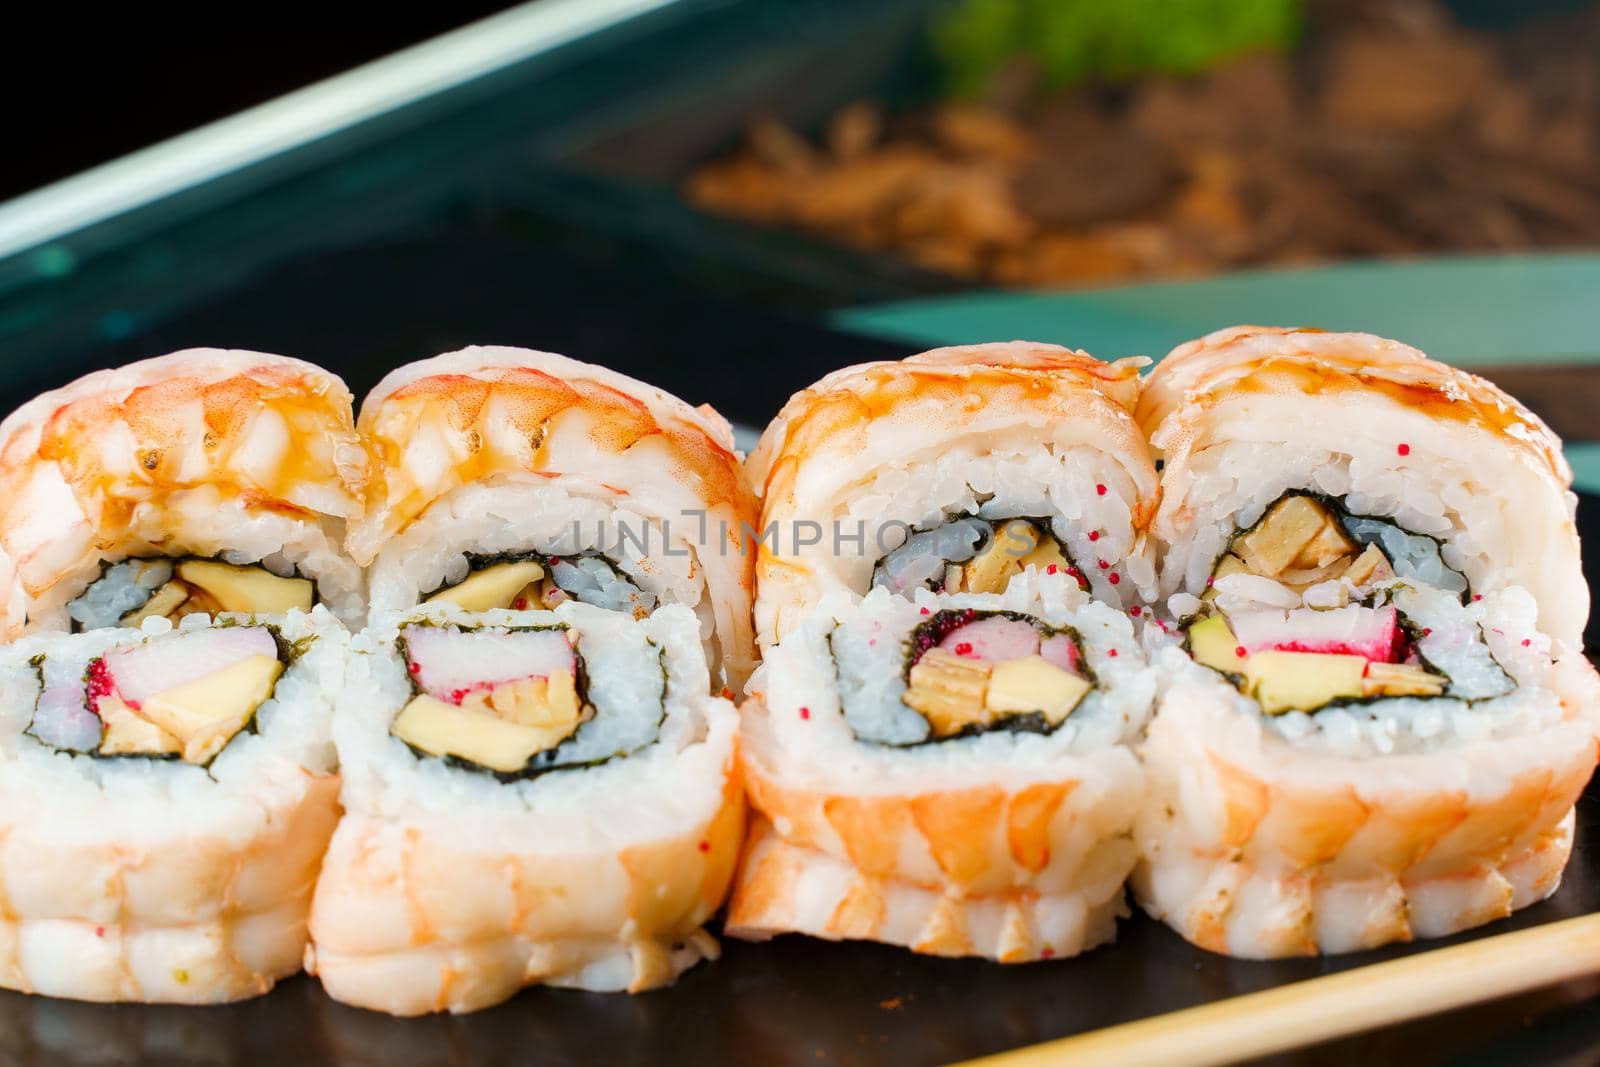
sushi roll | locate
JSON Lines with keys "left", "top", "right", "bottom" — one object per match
{"left": 726, "top": 573, "right": 1152, "bottom": 960}
{"left": 348, "top": 346, "right": 758, "bottom": 690}
{"left": 0, "top": 606, "right": 346, "bottom": 1002}
{"left": 746, "top": 342, "right": 1159, "bottom": 646}
{"left": 306, "top": 601, "right": 742, "bottom": 1014}
{"left": 0, "top": 350, "right": 367, "bottom": 640}
{"left": 1133, "top": 326, "right": 1600, "bottom": 957}
{"left": 728, "top": 344, "right": 1160, "bottom": 960}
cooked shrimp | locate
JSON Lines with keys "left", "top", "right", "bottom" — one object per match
{"left": 349, "top": 347, "right": 758, "bottom": 689}
{"left": 0, "top": 349, "right": 367, "bottom": 637}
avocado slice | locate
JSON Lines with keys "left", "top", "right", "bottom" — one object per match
{"left": 1236, "top": 496, "right": 1354, "bottom": 577}
{"left": 903, "top": 648, "right": 993, "bottom": 737}
{"left": 425, "top": 560, "right": 546, "bottom": 612}
{"left": 1020, "top": 537, "right": 1070, "bottom": 576}
{"left": 176, "top": 560, "right": 313, "bottom": 614}
{"left": 476, "top": 668, "right": 583, "bottom": 731}
{"left": 119, "top": 580, "right": 190, "bottom": 627}
{"left": 393, "top": 693, "right": 555, "bottom": 773}
{"left": 1245, "top": 650, "right": 1366, "bottom": 715}
{"left": 1188, "top": 614, "right": 1249, "bottom": 674}
{"left": 1203, "top": 553, "right": 1249, "bottom": 603}
{"left": 1343, "top": 543, "right": 1394, "bottom": 587}
{"left": 139, "top": 653, "right": 283, "bottom": 764}
{"left": 959, "top": 522, "right": 1037, "bottom": 594}
{"left": 984, "top": 654, "right": 1090, "bottom": 724}
{"left": 1363, "top": 661, "right": 1445, "bottom": 698}
{"left": 96, "top": 691, "right": 182, "bottom": 756}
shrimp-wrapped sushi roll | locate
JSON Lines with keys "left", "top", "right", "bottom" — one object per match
{"left": 349, "top": 347, "right": 758, "bottom": 690}
{"left": 729, "top": 344, "right": 1160, "bottom": 960}
{"left": 0, "top": 607, "right": 346, "bottom": 1002}
{"left": 747, "top": 342, "right": 1159, "bottom": 646}
{"left": 1135, "top": 326, "right": 1600, "bottom": 957}
{"left": 727, "top": 573, "right": 1152, "bottom": 960}
{"left": 0, "top": 350, "right": 366, "bottom": 639}
{"left": 307, "top": 601, "right": 742, "bottom": 1014}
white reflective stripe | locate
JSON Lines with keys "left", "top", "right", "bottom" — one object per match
{"left": 0, "top": 0, "right": 677, "bottom": 259}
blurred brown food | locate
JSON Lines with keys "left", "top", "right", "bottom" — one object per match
{"left": 684, "top": 0, "right": 1600, "bottom": 288}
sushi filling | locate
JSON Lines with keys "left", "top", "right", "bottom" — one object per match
{"left": 424, "top": 553, "right": 657, "bottom": 619}
{"left": 837, "top": 608, "right": 1093, "bottom": 745}
{"left": 67, "top": 557, "right": 315, "bottom": 631}
{"left": 390, "top": 622, "right": 662, "bottom": 778}
{"left": 873, "top": 517, "right": 1084, "bottom": 597}
{"left": 28, "top": 625, "right": 285, "bottom": 766}
{"left": 1183, "top": 492, "right": 1513, "bottom": 715}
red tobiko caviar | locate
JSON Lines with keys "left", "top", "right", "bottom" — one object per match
{"left": 1108, "top": 572, "right": 1121, "bottom": 585}
{"left": 1129, "top": 605, "right": 1142, "bottom": 617}
{"left": 1235, "top": 646, "right": 1247, "bottom": 659}
{"left": 920, "top": 606, "right": 931, "bottom": 615}
{"left": 1397, "top": 443, "right": 1411, "bottom": 456}
{"left": 1097, "top": 560, "right": 1110, "bottom": 570}
{"left": 1095, "top": 484, "right": 1107, "bottom": 496}
{"left": 1046, "top": 564, "right": 1058, "bottom": 575}
{"left": 1088, "top": 530, "right": 1100, "bottom": 542}
{"left": 1040, "top": 946, "right": 1056, "bottom": 959}
{"left": 1423, "top": 627, "right": 1432, "bottom": 637}
{"left": 1522, "top": 638, "right": 1532, "bottom": 647}
{"left": 698, "top": 840, "right": 710, "bottom": 853}
{"left": 1107, "top": 649, "right": 1118, "bottom": 658}
{"left": 909, "top": 610, "right": 980, "bottom": 660}
{"left": 408, "top": 661, "right": 421, "bottom": 674}
{"left": 1473, "top": 594, "right": 1483, "bottom": 602}
{"left": 954, "top": 642, "right": 974, "bottom": 656}
{"left": 512, "top": 597, "right": 528, "bottom": 610}
{"left": 799, "top": 706, "right": 811, "bottom": 720}
{"left": 85, "top": 659, "right": 115, "bottom": 711}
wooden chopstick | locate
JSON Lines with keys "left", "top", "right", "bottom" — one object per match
{"left": 955, "top": 912, "right": 1600, "bottom": 1067}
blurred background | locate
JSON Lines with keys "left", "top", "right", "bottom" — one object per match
{"left": 2, "top": 0, "right": 1596, "bottom": 424}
